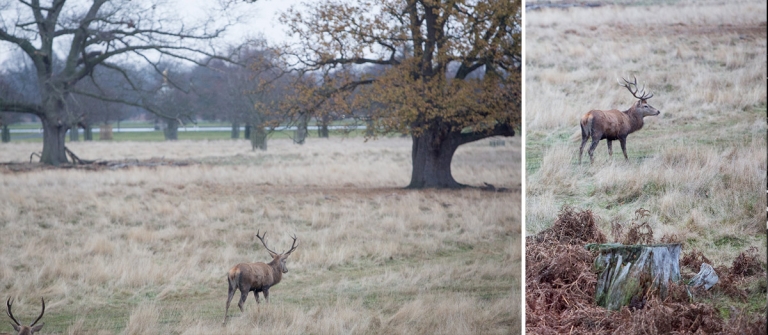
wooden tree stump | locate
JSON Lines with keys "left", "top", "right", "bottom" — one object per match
{"left": 590, "top": 243, "right": 682, "bottom": 310}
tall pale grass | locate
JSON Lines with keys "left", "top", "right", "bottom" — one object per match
{"left": 0, "top": 137, "right": 520, "bottom": 333}
{"left": 526, "top": 1, "right": 766, "bottom": 131}
{"left": 1, "top": 137, "right": 519, "bottom": 189}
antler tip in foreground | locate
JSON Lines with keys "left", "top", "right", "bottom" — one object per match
{"left": 30, "top": 297, "right": 45, "bottom": 327}
{"left": 6, "top": 297, "right": 20, "bottom": 326}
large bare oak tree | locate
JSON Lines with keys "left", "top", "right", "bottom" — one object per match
{"left": 0, "top": 0, "right": 245, "bottom": 165}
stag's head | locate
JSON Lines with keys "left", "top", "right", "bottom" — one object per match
{"left": 256, "top": 230, "right": 299, "bottom": 273}
{"left": 5, "top": 298, "right": 44, "bottom": 335}
{"left": 620, "top": 76, "right": 660, "bottom": 117}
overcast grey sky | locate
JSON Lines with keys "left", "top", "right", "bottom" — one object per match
{"left": 186, "top": 0, "right": 304, "bottom": 45}
{"left": 0, "top": 0, "right": 305, "bottom": 68}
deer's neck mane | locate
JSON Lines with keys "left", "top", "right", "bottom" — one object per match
{"left": 623, "top": 105, "right": 645, "bottom": 132}
{"left": 267, "top": 258, "right": 283, "bottom": 283}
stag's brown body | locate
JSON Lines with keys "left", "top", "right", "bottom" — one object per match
{"left": 579, "top": 77, "right": 660, "bottom": 164}
{"left": 223, "top": 231, "right": 298, "bottom": 324}
{"left": 226, "top": 260, "right": 284, "bottom": 304}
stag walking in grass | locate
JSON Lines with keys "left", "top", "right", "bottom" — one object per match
{"left": 579, "top": 76, "right": 661, "bottom": 164}
{"left": 223, "top": 231, "right": 298, "bottom": 325}
{"left": 4, "top": 298, "right": 44, "bottom": 335}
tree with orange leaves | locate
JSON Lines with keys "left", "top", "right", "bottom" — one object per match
{"left": 279, "top": 0, "right": 520, "bottom": 188}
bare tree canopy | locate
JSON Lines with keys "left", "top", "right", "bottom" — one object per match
{"left": 0, "top": 0, "right": 248, "bottom": 165}
{"left": 279, "top": 0, "right": 521, "bottom": 188}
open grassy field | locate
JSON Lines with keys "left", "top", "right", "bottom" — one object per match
{"left": 525, "top": 0, "right": 766, "bottom": 331}
{"left": 0, "top": 136, "right": 520, "bottom": 334}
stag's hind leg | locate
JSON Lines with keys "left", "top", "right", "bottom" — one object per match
{"left": 224, "top": 279, "right": 237, "bottom": 324}
{"left": 579, "top": 136, "right": 589, "bottom": 164}
{"left": 237, "top": 286, "right": 250, "bottom": 312}
{"left": 587, "top": 137, "right": 601, "bottom": 164}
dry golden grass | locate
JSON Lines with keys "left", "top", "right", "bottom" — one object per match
{"left": 0, "top": 136, "right": 520, "bottom": 334}
{"left": 1, "top": 137, "right": 519, "bottom": 189}
{"left": 526, "top": 1, "right": 766, "bottom": 131}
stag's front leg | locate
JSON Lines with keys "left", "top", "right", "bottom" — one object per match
{"left": 619, "top": 137, "right": 629, "bottom": 161}
{"left": 253, "top": 291, "right": 260, "bottom": 304}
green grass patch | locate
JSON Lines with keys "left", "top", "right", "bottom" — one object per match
{"left": 713, "top": 235, "right": 747, "bottom": 249}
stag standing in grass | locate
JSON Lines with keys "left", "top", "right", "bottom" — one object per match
{"left": 579, "top": 76, "right": 661, "bottom": 164}
{"left": 4, "top": 298, "right": 44, "bottom": 335}
{"left": 223, "top": 231, "right": 298, "bottom": 324}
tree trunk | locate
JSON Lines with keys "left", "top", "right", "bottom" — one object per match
{"left": 231, "top": 121, "right": 240, "bottom": 139}
{"left": 406, "top": 123, "right": 515, "bottom": 189}
{"left": 407, "top": 130, "right": 462, "bottom": 189}
{"left": 164, "top": 118, "right": 179, "bottom": 141}
{"left": 83, "top": 124, "right": 93, "bottom": 141}
{"left": 99, "top": 124, "right": 113, "bottom": 140}
{"left": 294, "top": 114, "right": 308, "bottom": 144}
{"left": 251, "top": 126, "right": 267, "bottom": 151}
{"left": 244, "top": 124, "right": 251, "bottom": 139}
{"left": 318, "top": 114, "right": 330, "bottom": 138}
{"left": 592, "top": 243, "right": 682, "bottom": 310}
{"left": 69, "top": 124, "right": 79, "bottom": 142}
{"left": 1, "top": 124, "right": 10, "bottom": 143}
{"left": 40, "top": 118, "right": 69, "bottom": 165}
{"left": 365, "top": 118, "right": 374, "bottom": 137}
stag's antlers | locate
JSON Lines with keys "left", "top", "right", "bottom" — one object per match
{"left": 255, "top": 230, "right": 298, "bottom": 256}
{"left": 6, "top": 297, "right": 45, "bottom": 333}
{"left": 284, "top": 234, "right": 299, "bottom": 255}
{"left": 619, "top": 76, "right": 653, "bottom": 100}
{"left": 256, "top": 230, "right": 278, "bottom": 257}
